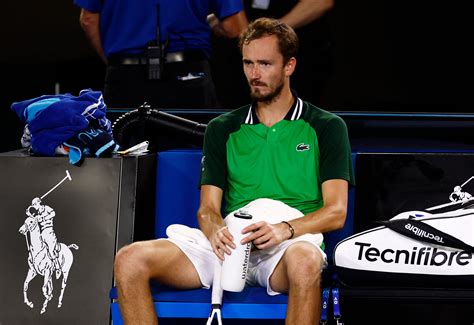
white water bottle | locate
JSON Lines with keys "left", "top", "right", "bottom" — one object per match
{"left": 221, "top": 211, "right": 253, "bottom": 292}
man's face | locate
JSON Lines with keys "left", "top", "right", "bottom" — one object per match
{"left": 242, "top": 35, "right": 293, "bottom": 103}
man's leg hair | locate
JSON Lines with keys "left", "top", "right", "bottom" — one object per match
{"left": 114, "top": 240, "right": 203, "bottom": 325}
{"left": 269, "top": 241, "right": 323, "bottom": 325}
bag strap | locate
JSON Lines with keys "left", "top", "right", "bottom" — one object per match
{"left": 381, "top": 218, "right": 474, "bottom": 252}
{"left": 320, "top": 286, "right": 344, "bottom": 325}
{"left": 319, "top": 287, "right": 330, "bottom": 324}
{"left": 332, "top": 287, "right": 344, "bottom": 325}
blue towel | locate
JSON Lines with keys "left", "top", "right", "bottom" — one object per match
{"left": 65, "top": 124, "right": 118, "bottom": 165}
{"left": 11, "top": 89, "right": 112, "bottom": 156}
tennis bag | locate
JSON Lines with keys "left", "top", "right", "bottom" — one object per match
{"left": 334, "top": 201, "right": 474, "bottom": 288}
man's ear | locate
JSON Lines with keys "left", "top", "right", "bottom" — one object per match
{"left": 285, "top": 57, "right": 297, "bottom": 77}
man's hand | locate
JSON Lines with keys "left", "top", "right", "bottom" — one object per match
{"left": 210, "top": 225, "right": 236, "bottom": 261}
{"left": 241, "top": 221, "right": 292, "bottom": 250}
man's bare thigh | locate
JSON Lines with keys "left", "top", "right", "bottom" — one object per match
{"left": 145, "top": 239, "right": 203, "bottom": 289}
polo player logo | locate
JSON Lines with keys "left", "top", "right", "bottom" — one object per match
{"left": 18, "top": 170, "right": 79, "bottom": 314}
{"left": 425, "top": 176, "right": 474, "bottom": 212}
{"left": 448, "top": 176, "right": 473, "bottom": 203}
{"left": 296, "top": 143, "right": 310, "bottom": 152}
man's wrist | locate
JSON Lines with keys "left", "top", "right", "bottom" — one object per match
{"left": 281, "top": 221, "right": 294, "bottom": 239}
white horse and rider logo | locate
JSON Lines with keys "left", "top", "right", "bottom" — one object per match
{"left": 18, "top": 170, "right": 79, "bottom": 314}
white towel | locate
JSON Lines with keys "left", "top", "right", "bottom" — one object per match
{"left": 166, "top": 224, "right": 213, "bottom": 251}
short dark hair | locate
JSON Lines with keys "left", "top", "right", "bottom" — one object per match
{"left": 239, "top": 17, "right": 299, "bottom": 64}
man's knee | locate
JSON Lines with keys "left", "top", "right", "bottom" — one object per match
{"left": 115, "top": 240, "right": 203, "bottom": 290}
{"left": 114, "top": 241, "right": 153, "bottom": 281}
{"left": 285, "top": 242, "right": 323, "bottom": 285}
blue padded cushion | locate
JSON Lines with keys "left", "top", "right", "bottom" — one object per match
{"left": 155, "top": 149, "right": 203, "bottom": 238}
{"left": 110, "top": 285, "right": 288, "bottom": 304}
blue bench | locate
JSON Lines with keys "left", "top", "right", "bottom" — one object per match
{"left": 110, "top": 149, "right": 356, "bottom": 323}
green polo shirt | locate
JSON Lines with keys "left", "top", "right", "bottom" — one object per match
{"left": 200, "top": 96, "right": 354, "bottom": 216}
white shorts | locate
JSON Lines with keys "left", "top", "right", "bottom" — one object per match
{"left": 164, "top": 198, "right": 327, "bottom": 295}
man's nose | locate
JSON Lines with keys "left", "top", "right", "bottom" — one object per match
{"left": 250, "top": 66, "right": 261, "bottom": 79}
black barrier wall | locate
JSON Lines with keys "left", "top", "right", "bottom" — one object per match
{"left": 0, "top": 150, "right": 155, "bottom": 324}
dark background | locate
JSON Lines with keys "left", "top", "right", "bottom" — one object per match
{"left": 1, "top": 1, "right": 471, "bottom": 153}
{"left": 354, "top": 153, "right": 474, "bottom": 232}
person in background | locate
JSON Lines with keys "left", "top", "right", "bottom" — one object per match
{"left": 113, "top": 18, "right": 353, "bottom": 324}
{"left": 212, "top": 0, "right": 334, "bottom": 108}
{"left": 75, "top": 0, "right": 247, "bottom": 109}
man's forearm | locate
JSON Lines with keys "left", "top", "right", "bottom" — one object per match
{"left": 210, "top": 11, "right": 248, "bottom": 38}
{"left": 280, "top": 0, "right": 334, "bottom": 29}
{"left": 197, "top": 206, "right": 226, "bottom": 240}
{"left": 79, "top": 9, "right": 107, "bottom": 63}
{"left": 287, "top": 204, "right": 346, "bottom": 238}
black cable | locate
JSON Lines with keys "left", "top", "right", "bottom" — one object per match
{"left": 112, "top": 103, "right": 207, "bottom": 151}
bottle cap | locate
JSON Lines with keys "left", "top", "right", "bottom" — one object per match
{"left": 233, "top": 210, "right": 252, "bottom": 219}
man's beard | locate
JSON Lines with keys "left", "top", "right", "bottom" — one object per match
{"left": 249, "top": 78, "right": 284, "bottom": 105}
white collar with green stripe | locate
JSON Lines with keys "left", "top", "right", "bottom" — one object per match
{"left": 244, "top": 93, "right": 304, "bottom": 125}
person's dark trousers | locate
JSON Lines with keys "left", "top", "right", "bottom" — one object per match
{"left": 104, "top": 59, "right": 218, "bottom": 109}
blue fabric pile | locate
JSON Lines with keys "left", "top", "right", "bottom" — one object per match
{"left": 11, "top": 89, "right": 118, "bottom": 165}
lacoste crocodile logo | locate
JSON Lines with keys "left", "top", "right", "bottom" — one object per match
{"left": 296, "top": 143, "right": 310, "bottom": 152}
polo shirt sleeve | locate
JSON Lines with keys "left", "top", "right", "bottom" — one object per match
{"left": 211, "top": 0, "right": 244, "bottom": 20}
{"left": 74, "top": 0, "right": 102, "bottom": 12}
{"left": 318, "top": 116, "right": 355, "bottom": 186}
{"left": 200, "top": 118, "right": 228, "bottom": 190}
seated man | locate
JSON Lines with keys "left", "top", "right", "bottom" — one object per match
{"left": 114, "top": 18, "right": 354, "bottom": 324}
